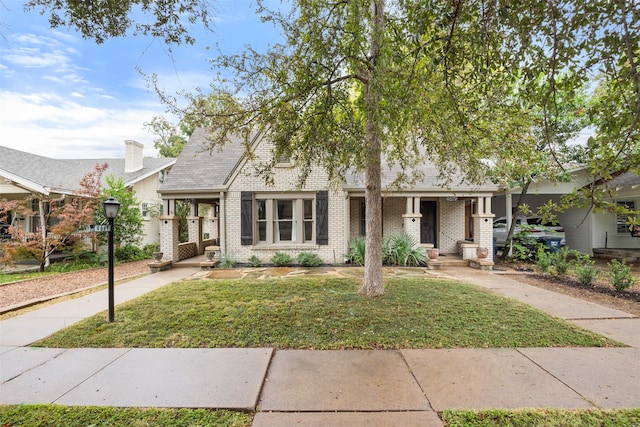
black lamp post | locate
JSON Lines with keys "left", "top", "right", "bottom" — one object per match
{"left": 103, "top": 197, "right": 120, "bottom": 322}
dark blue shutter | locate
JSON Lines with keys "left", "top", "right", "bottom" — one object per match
{"left": 241, "top": 192, "right": 253, "bottom": 245}
{"left": 316, "top": 191, "right": 328, "bottom": 245}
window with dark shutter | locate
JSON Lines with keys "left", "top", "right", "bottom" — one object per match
{"left": 241, "top": 191, "right": 253, "bottom": 245}
{"left": 316, "top": 190, "right": 328, "bottom": 245}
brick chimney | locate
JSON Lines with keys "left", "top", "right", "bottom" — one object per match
{"left": 124, "top": 140, "right": 144, "bottom": 173}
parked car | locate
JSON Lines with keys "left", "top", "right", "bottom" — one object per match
{"left": 493, "top": 216, "right": 566, "bottom": 248}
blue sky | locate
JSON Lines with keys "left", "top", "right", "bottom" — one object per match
{"left": 0, "top": 0, "right": 281, "bottom": 159}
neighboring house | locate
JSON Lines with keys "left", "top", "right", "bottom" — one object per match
{"left": 0, "top": 141, "right": 176, "bottom": 247}
{"left": 157, "top": 128, "right": 498, "bottom": 264}
{"left": 493, "top": 168, "right": 640, "bottom": 256}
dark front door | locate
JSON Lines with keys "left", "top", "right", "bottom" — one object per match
{"left": 420, "top": 201, "right": 437, "bottom": 244}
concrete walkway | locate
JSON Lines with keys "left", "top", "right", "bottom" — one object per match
{"left": 1, "top": 266, "right": 638, "bottom": 427}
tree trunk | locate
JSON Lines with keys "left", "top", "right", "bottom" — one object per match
{"left": 360, "top": 0, "right": 385, "bottom": 297}
{"left": 39, "top": 199, "right": 50, "bottom": 271}
{"left": 500, "top": 180, "right": 531, "bottom": 259}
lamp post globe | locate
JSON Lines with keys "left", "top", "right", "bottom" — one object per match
{"left": 103, "top": 197, "right": 120, "bottom": 219}
{"left": 102, "top": 197, "right": 120, "bottom": 322}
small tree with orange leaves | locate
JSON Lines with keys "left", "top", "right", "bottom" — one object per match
{"left": 0, "top": 163, "right": 108, "bottom": 272}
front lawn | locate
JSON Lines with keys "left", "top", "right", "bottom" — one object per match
{"left": 442, "top": 408, "right": 640, "bottom": 426}
{"left": 36, "top": 276, "right": 616, "bottom": 349}
{"left": 0, "top": 405, "right": 250, "bottom": 427}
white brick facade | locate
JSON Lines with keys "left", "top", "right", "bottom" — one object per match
{"left": 439, "top": 200, "right": 466, "bottom": 253}
{"left": 159, "top": 131, "right": 498, "bottom": 264}
{"left": 223, "top": 139, "right": 346, "bottom": 264}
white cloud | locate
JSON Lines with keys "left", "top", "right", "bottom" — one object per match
{"left": 0, "top": 91, "right": 162, "bottom": 159}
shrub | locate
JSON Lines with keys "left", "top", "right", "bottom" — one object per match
{"left": 509, "top": 227, "right": 542, "bottom": 262}
{"left": 535, "top": 247, "right": 553, "bottom": 273}
{"left": 347, "top": 237, "right": 366, "bottom": 266}
{"left": 218, "top": 254, "right": 236, "bottom": 269}
{"left": 247, "top": 255, "right": 262, "bottom": 267}
{"left": 380, "top": 233, "right": 425, "bottom": 266}
{"left": 574, "top": 255, "right": 600, "bottom": 287}
{"left": 349, "top": 233, "right": 426, "bottom": 267}
{"left": 271, "top": 252, "right": 292, "bottom": 267}
{"left": 115, "top": 244, "right": 144, "bottom": 262}
{"left": 552, "top": 246, "right": 574, "bottom": 276}
{"left": 297, "top": 252, "right": 322, "bottom": 267}
{"left": 142, "top": 242, "right": 160, "bottom": 258}
{"left": 608, "top": 259, "right": 637, "bottom": 291}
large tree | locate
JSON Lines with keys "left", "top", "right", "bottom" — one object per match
{"left": 25, "top": 0, "right": 640, "bottom": 295}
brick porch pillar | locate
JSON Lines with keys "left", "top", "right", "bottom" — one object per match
{"left": 403, "top": 197, "right": 422, "bottom": 243}
{"left": 159, "top": 215, "right": 180, "bottom": 262}
{"left": 187, "top": 216, "right": 204, "bottom": 254}
{"left": 472, "top": 197, "right": 495, "bottom": 260}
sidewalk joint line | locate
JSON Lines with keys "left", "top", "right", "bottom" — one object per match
{"left": 515, "top": 348, "right": 600, "bottom": 409}
{"left": 52, "top": 348, "right": 133, "bottom": 404}
{"left": 398, "top": 349, "right": 435, "bottom": 411}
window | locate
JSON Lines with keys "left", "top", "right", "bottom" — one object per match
{"left": 141, "top": 203, "right": 149, "bottom": 219}
{"left": 617, "top": 201, "right": 636, "bottom": 234}
{"left": 257, "top": 200, "right": 267, "bottom": 242}
{"left": 241, "top": 191, "right": 328, "bottom": 246}
{"left": 303, "top": 199, "right": 313, "bottom": 241}
{"left": 276, "top": 200, "right": 294, "bottom": 242}
{"left": 252, "top": 196, "right": 314, "bottom": 244}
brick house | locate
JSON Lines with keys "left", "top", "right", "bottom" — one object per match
{"left": 157, "top": 128, "right": 498, "bottom": 264}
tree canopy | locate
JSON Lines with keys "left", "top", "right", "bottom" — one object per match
{"left": 23, "top": 0, "right": 640, "bottom": 294}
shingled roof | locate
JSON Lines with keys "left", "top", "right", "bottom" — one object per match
{"left": 0, "top": 145, "right": 175, "bottom": 196}
{"left": 160, "top": 127, "right": 498, "bottom": 194}
{"left": 158, "top": 128, "right": 247, "bottom": 194}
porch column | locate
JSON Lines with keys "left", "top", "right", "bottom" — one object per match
{"left": 219, "top": 191, "right": 226, "bottom": 256}
{"left": 187, "top": 216, "right": 204, "bottom": 254}
{"left": 159, "top": 215, "right": 180, "bottom": 262}
{"left": 344, "top": 195, "right": 351, "bottom": 260}
{"left": 472, "top": 197, "right": 495, "bottom": 260}
{"left": 403, "top": 197, "right": 421, "bottom": 243}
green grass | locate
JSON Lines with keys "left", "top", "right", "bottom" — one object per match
{"left": 0, "top": 271, "right": 51, "bottom": 284}
{"left": 0, "top": 260, "right": 102, "bottom": 284}
{"left": 1, "top": 406, "right": 638, "bottom": 427}
{"left": 36, "top": 276, "right": 616, "bottom": 349}
{"left": 442, "top": 408, "right": 640, "bottom": 426}
{"left": 0, "top": 404, "right": 251, "bottom": 427}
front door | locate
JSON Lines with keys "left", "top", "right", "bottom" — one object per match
{"left": 420, "top": 201, "right": 437, "bottom": 244}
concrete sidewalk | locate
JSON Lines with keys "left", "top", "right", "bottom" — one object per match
{"left": 1, "top": 266, "right": 639, "bottom": 427}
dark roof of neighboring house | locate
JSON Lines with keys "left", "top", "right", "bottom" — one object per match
{"left": 603, "top": 171, "right": 640, "bottom": 189}
{"left": 160, "top": 127, "right": 498, "bottom": 194}
{"left": 159, "top": 128, "right": 247, "bottom": 193}
{"left": 0, "top": 145, "right": 175, "bottom": 195}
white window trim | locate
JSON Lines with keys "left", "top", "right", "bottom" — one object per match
{"left": 616, "top": 200, "right": 637, "bottom": 234}
{"left": 254, "top": 193, "right": 315, "bottom": 245}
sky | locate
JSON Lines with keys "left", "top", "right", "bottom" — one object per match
{"left": 0, "top": 0, "right": 282, "bottom": 159}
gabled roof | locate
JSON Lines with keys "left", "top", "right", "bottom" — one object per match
{"left": 160, "top": 127, "right": 499, "bottom": 195}
{"left": 159, "top": 128, "right": 247, "bottom": 194}
{"left": 0, "top": 145, "right": 175, "bottom": 196}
